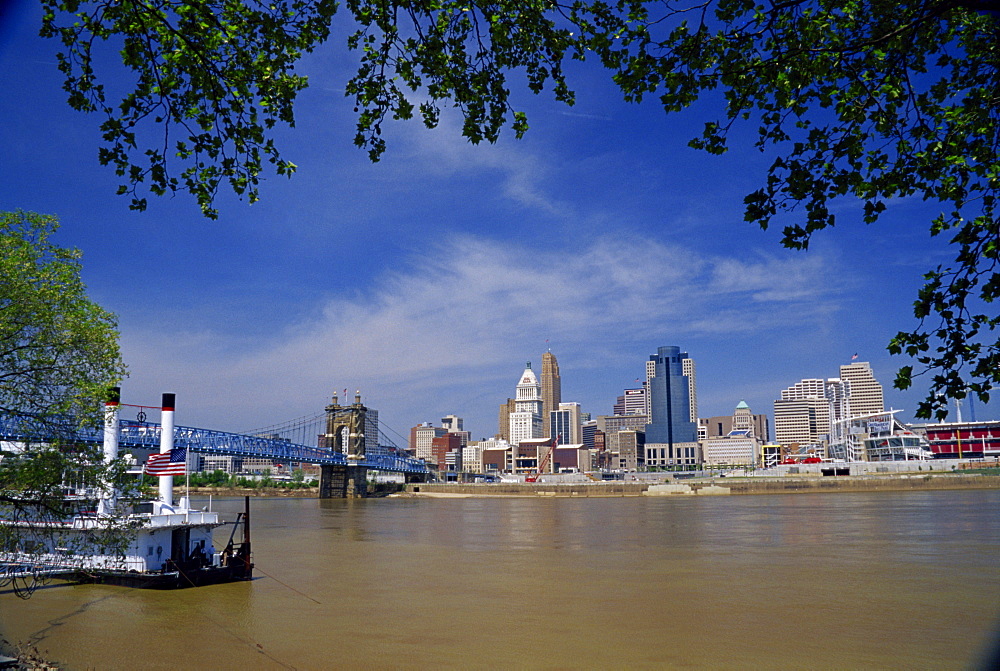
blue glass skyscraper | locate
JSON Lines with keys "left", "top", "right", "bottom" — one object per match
{"left": 645, "top": 346, "right": 698, "bottom": 448}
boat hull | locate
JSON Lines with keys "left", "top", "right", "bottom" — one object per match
{"left": 69, "top": 559, "right": 253, "bottom": 589}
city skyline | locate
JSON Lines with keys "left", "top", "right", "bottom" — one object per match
{"left": 2, "top": 2, "right": 996, "bottom": 440}
{"left": 409, "top": 349, "right": 966, "bottom": 450}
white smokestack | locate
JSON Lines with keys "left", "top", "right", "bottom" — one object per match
{"left": 159, "top": 393, "right": 175, "bottom": 509}
{"left": 97, "top": 387, "right": 120, "bottom": 517}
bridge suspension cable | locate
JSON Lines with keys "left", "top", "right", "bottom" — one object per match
{"left": 241, "top": 413, "right": 326, "bottom": 448}
{"left": 245, "top": 415, "right": 411, "bottom": 454}
{"left": 379, "top": 421, "right": 410, "bottom": 449}
{"left": 377, "top": 428, "right": 401, "bottom": 451}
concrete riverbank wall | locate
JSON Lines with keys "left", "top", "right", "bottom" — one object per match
{"left": 404, "top": 473, "right": 1000, "bottom": 497}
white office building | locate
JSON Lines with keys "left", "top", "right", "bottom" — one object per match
{"left": 509, "top": 362, "right": 544, "bottom": 446}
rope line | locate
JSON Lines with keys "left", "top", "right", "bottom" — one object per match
{"left": 254, "top": 565, "right": 322, "bottom": 605}
{"left": 117, "top": 403, "right": 162, "bottom": 410}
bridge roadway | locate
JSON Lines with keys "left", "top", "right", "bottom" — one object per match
{"left": 0, "top": 414, "right": 429, "bottom": 476}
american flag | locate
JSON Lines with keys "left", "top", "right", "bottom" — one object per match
{"left": 851, "top": 353, "right": 859, "bottom": 360}
{"left": 145, "top": 448, "right": 187, "bottom": 476}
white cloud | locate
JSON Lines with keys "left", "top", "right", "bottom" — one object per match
{"left": 390, "top": 113, "right": 570, "bottom": 217}
{"left": 708, "top": 254, "right": 831, "bottom": 302}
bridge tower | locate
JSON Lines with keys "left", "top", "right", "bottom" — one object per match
{"left": 319, "top": 391, "right": 368, "bottom": 498}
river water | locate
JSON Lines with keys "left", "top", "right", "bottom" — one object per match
{"left": 2, "top": 490, "right": 999, "bottom": 669}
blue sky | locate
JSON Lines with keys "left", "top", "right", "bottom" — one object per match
{"left": 1, "top": 1, "right": 991, "bottom": 442}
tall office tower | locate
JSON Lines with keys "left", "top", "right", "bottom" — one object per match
{"left": 781, "top": 378, "right": 828, "bottom": 400}
{"left": 497, "top": 398, "right": 516, "bottom": 442}
{"left": 683, "top": 357, "right": 698, "bottom": 422}
{"left": 645, "top": 346, "right": 698, "bottom": 449}
{"left": 645, "top": 359, "right": 656, "bottom": 416}
{"left": 541, "top": 351, "right": 562, "bottom": 437}
{"left": 644, "top": 355, "right": 696, "bottom": 422}
{"left": 550, "top": 402, "right": 583, "bottom": 445}
{"left": 509, "top": 362, "right": 544, "bottom": 445}
{"left": 775, "top": 378, "right": 833, "bottom": 446}
{"left": 581, "top": 420, "right": 597, "bottom": 451}
{"left": 613, "top": 388, "right": 647, "bottom": 415}
{"left": 839, "top": 362, "right": 884, "bottom": 417}
{"left": 773, "top": 398, "right": 822, "bottom": 446}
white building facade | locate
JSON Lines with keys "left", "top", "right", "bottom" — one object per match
{"left": 839, "top": 362, "right": 885, "bottom": 416}
{"left": 509, "top": 362, "right": 544, "bottom": 446}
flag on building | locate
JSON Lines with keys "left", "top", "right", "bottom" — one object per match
{"left": 851, "top": 353, "right": 859, "bottom": 360}
{"left": 145, "top": 448, "right": 187, "bottom": 475}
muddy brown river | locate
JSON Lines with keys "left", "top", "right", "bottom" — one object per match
{"left": 2, "top": 490, "right": 999, "bottom": 669}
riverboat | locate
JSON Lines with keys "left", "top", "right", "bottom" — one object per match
{"left": 0, "top": 495, "right": 253, "bottom": 590}
{"left": 1, "top": 390, "right": 253, "bottom": 591}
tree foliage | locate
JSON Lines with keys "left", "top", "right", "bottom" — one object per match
{"left": 1, "top": 211, "right": 132, "bottom": 595}
{"left": 37, "top": 1, "right": 1000, "bottom": 417}
{"left": 1, "top": 210, "right": 126, "bottom": 424}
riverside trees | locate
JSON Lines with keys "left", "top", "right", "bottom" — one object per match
{"left": 33, "top": 1, "right": 1000, "bottom": 417}
{"left": 1, "top": 210, "right": 130, "bottom": 585}
{"left": 0, "top": 211, "right": 125, "bottom": 425}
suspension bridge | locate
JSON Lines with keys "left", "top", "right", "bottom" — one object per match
{"left": 0, "top": 393, "right": 430, "bottom": 497}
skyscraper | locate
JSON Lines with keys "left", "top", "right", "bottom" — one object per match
{"left": 644, "top": 355, "right": 696, "bottom": 422}
{"left": 682, "top": 357, "right": 698, "bottom": 422}
{"left": 613, "top": 388, "right": 646, "bottom": 415}
{"left": 774, "top": 365, "right": 884, "bottom": 449}
{"left": 541, "top": 351, "right": 561, "bottom": 437}
{"left": 774, "top": 378, "right": 832, "bottom": 446}
{"left": 581, "top": 420, "right": 597, "bottom": 451}
{"left": 645, "top": 346, "right": 698, "bottom": 451}
{"left": 497, "top": 398, "right": 516, "bottom": 441}
{"left": 509, "top": 362, "right": 544, "bottom": 445}
{"left": 839, "top": 362, "right": 884, "bottom": 416}
{"left": 645, "top": 359, "right": 656, "bottom": 417}
{"left": 550, "top": 402, "right": 582, "bottom": 445}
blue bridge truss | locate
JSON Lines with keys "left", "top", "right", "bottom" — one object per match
{"left": 0, "top": 414, "right": 429, "bottom": 476}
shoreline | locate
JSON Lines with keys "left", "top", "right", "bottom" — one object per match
{"left": 166, "top": 471, "right": 1000, "bottom": 499}
{"left": 183, "top": 486, "right": 320, "bottom": 498}
{"left": 0, "top": 638, "right": 57, "bottom": 671}
{"left": 401, "top": 472, "right": 1000, "bottom": 497}
{"left": 173, "top": 472, "right": 1000, "bottom": 499}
